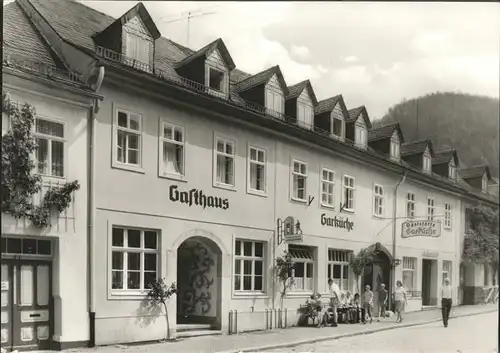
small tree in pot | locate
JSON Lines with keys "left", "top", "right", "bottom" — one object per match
{"left": 147, "top": 278, "right": 177, "bottom": 341}
{"left": 348, "top": 248, "right": 375, "bottom": 293}
{"left": 274, "top": 250, "right": 296, "bottom": 310}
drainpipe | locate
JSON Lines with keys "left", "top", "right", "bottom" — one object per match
{"left": 391, "top": 171, "right": 407, "bottom": 308}
{"left": 88, "top": 66, "right": 105, "bottom": 348}
{"left": 271, "top": 139, "right": 278, "bottom": 310}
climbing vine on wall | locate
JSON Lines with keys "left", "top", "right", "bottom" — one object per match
{"left": 1, "top": 93, "right": 80, "bottom": 228}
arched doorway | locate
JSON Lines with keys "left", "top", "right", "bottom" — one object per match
{"left": 176, "top": 236, "right": 222, "bottom": 331}
{"left": 362, "top": 243, "right": 393, "bottom": 315}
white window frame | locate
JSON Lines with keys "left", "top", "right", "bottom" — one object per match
{"left": 247, "top": 145, "right": 267, "bottom": 195}
{"left": 320, "top": 168, "right": 335, "bottom": 209}
{"left": 444, "top": 202, "right": 452, "bottom": 229}
{"left": 233, "top": 240, "right": 265, "bottom": 293}
{"left": 291, "top": 159, "right": 308, "bottom": 203}
{"left": 342, "top": 175, "right": 355, "bottom": 212}
{"left": 207, "top": 67, "right": 227, "bottom": 94}
{"left": 158, "top": 120, "right": 185, "bottom": 180}
{"left": 423, "top": 153, "right": 432, "bottom": 173}
{"left": 373, "top": 184, "right": 385, "bottom": 217}
{"left": 390, "top": 137, "right": 400, "bottom": 159}
{"left": 331, "top": 104, "right": 345, "bottom": 139}
{"left": 289, "top": 246, "right": 315, "bottom": 293}
{"left": 402, "top": 257, "right": 418, "bottom": 297}
{"left": 297, "top": 103, "right": 313, "bottom": 130}
{"left": 406, "top": 192, "right": 416, "bottom": 219}
{"left": 110, "top": 227, "right": 159, "bottom": 296}
{"left": 266, "top": 89, "right": 284, "bottom": 115}
{"left": 427, "top": 197, "right": 435, "bottom": 221}
{"left": 442, "top": 260, "right": 452, "bottom": 285}
{"left": 482, "top": 174, "right": 488, "bottom": 193}
{"left": 327, "top": 250, "right": 351, "bottom": 292}
{"left": 355, "top": 122, "right": 367, "bottom": 148}
{"left": 448, "top": 163, "right": 456, "bottom": 180}
{"left": 112, "top": 107, "right": 143, "bottom": 173}
{"left": 125, "top": 32, "right": 150, "bottom": 64}
{"left": 33, "top": 116, "right": 67, "bottom": 179}
{"left": 213, "top": 135, "right": 236, "bottom": 189}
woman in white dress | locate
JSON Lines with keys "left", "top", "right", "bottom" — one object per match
{"left": 393, "top": 280, "right": 408, "bottom": 323}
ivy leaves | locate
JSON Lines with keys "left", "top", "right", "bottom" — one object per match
{"left": 1, "top": 94, "right": 80, "bottom": 228}
{"left": 463, "top": 205, "right": 499, "bottom": 265}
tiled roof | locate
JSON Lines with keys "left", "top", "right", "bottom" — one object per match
{"left": 234, "top": 65, "right": 289, "bottom": 95}
{"left": 401, "top": 139, "right": 433, "bottom": 156}
{"left": 175, "top": 38, "right": 236, "bottom": 71}
{"left": 460, "top": 165, "right": 491, "bottom": 180}
{"left": 3, "top": 2, "right": 58, "bottom": 67}
{"left": 347, "top": 106, "right": 372, "bottom": 128}
{"left": 315, "top": 95, "right": 342, "bottom": 115}
{"left": 432, "top": 149, "right": 458, "bottom": 166}
{"left": 286, "top": 80, "right": 318, "bottom": 105}
{"left": 368, "top": 123, "right": 404, "bottom": 143}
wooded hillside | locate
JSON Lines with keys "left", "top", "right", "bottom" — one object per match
{"left": 375, "top": 92, "right": 499, "bottom": 177}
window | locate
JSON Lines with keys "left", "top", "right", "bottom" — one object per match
{"left": 111, "top": 227, "right": 158, "bottom": 292}
{"left": 342, "top": 175, "right": 355, "bottom": 211}
{"left": 390, "top": 138, "right": 400, "bottom": 159}
{"left": 355, "top": 126, "right": 367, "bottom": 148}
{"left": 298, "top": 104, "right": 313, "bottom": 129}
{"left": 444, "top": 203, "right": 452, "bottom": 229}
{"left": 248, "top": 146, "right": 266, "bottom": 193}
{"left": 427, "top": 198, "right": 435, "bottom": 221}
{"left": 215, "top": 137, "right": 235, "bottom": 186}
{"left": 208, "top": 68, "right": 225, "bottom": 92}
{"left": 125, "top": 32, "right": 150, "bottom": 64}
{"left": 292, "top": 160, "right": 307, "bottom": 201}
{"left": 406, "top": 192, "right": 416, "bottom": 219}
{"left": 34, "top": 118, "right": 65, "bottom": 177}
{"left": 160, "top": 122, "right": 184, "bottom": 176}
{"left": 234, "top": 240, "right": 264, "bottom": 292}
{"left": 402, "top": 257, "right": 417, "bottom": 297}
{"left": 482, "top": 174, "right": 488, "bottom": 193}
{"left": 373, "top": 184, "right": 384, "bottom": 217}
{"left": 332, "top": 118, "right": 343, "bottom": 137}
{"left": 1, "top": 237, "right": 51, "bottom": 256}
{"left": 443, "top": 260, "right": 452, "bottom": 284}
{"left": 321, "top": 168, "right": 335, "bottom": 208}
{"left": 448, "top": 163, "right": 456, "bottom": 180}
{"left": 115, "top": 110, "right": 141, "bottom": 166}
{"left": 423, "top": 153, "right": 432, "bottom": 173}
{"left": 327, "top": 250, "right": 351, "bottom": 291}
{"left": 266, "top": 90, "right": 284, "bottom": 115}
{"left": 289, "top": 246, "right": 314, "bottom": 292}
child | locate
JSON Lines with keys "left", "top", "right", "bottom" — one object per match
{"left": 363, "top": 285, "right": 374, "bottom": 324}
{"left": 353, "top": 293, "right": 363, "bottom": 323}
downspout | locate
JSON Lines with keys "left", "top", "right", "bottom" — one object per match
{"left": 391, "top": 171, "right": 407, "bottom": 309}
{"left": 88, "top": 66, "right": 105, "bottom": 348}
{"left": 271, "top": 139, "right": 278, "bottom": 310}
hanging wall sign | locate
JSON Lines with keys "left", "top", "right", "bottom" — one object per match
{"left": 401, "top": 220, "right": 441, "bottom": 238}
{"left": 169, "top": 185, "right": 229, "bottom": 210}
{"left": 320, "top": 213, "right": 354, "bottom": 232}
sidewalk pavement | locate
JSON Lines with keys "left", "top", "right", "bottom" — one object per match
{"left": 42, "top": 304, "right": 498, "bottom": 353}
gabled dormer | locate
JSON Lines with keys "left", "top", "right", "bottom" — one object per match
{"left": 460, "top": 165, "right": 492, "bottom": 193}
{"left": 175, "top": 38, "right": 236, "bottom": 98}
{"left": 285, "top": 80, "right": 318, "bottom": 130}
{"left": 432, "top": 148, "right": 459, "bottom": 181}
{"left": 401, "top": 139, "right": 434, "bottom": 173}
{"left": 93, "top": 3, "right": 161, "bottom": 72}
{"left": 346, "top": 106, "right": 372, "bottom": 149}
{"left": 314, "top": 95, "right": 349, "bottom": 141}
{"left": 368, "top": 123, "right": 404, "bottom": 160}
{"left": 234, "top": 65, "right": 289, "bottom": 118}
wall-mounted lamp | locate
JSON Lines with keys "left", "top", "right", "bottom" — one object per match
{"left": 392, "top": 258, "right": 402, "bottom": 267}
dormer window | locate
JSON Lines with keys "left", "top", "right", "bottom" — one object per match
{"left": 423, "top": 152, "right": 432, "bottom": 173}
{"left": 125, "top": 32, "right": 150, "bottom": 63}
{"left": 298, "top": 103, "right": 313, "bottom": 130}
{"left": 331, "top": 103, "right": 345, "bottom": 139}
{"left": 266, "top": 89, "right": 284, "bottom": 115}
{"left": 482, "top": 174, "right": 488, "bottom": 193}
{"left": 448, "top": 163, "right": 457, "bottom": 180}
{"left": 355, "top": 119, "right": 367, "bottom": 149}
{"left": 208, "top": 68, "right": 226, "bottom": 92}
{"left": 390, "top": 137, "right": 400, "bottom": 159}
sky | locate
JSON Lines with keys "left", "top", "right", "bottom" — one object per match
{"left": 75, "top": 1, "right": 498, "bottom": 118}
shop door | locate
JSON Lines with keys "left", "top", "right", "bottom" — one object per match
{"left": 422, "top": 260, "right": 431, "bottom": 306}
{"left": 1, "top": 261, "right": 52, "bottom": 351}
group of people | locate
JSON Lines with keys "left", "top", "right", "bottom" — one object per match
{"left": 306, "top": 278, "right": 410, "bottom": 327}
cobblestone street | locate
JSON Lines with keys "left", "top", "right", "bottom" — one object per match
{"left": 260, "top": 312, "right": 498, "bottom": 353}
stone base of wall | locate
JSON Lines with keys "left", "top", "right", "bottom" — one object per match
{"left": 462, "top": 286, "right": 485, "bottom": 305}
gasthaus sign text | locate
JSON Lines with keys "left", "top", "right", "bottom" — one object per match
{"left": 401, "top": 220, "right": 441, "bottom": 238}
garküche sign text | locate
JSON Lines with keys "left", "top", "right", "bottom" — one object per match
{"left": 169, "top": 185, "right": 229, "bottom": 210}
{"left": 321, "top": 213, "right": 354, "bottom": 232}
{"left": 401, "top": 220, "right": 441, "bottom": 238}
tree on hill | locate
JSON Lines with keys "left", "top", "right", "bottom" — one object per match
{"left": 375, "top": 92, "right": 499, "bottom": 178}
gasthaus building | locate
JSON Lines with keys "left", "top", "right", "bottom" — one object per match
{"left": 1, "top": 0, "right": 498, "bottom": 350}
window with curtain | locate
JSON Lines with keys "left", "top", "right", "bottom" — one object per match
{"left": 321, "top": 168, "right": 335, "bottom": 207}
{"left": 248, "top": 146, "right": 266, "bottom": 192}
{"left": 234, "top": 240, "right": 265, "bottom": 292}
{"left": 327, "top": 250, "right": 351, "bottom": 291}
{"left": 292, "top": 160, "right": 307, "bottom": 201}
{"left": 215, "top": 138, "right": 235, "bottom": 186}
{"left": 34, "top": 118, "right": 65, "bottom": 177}
{"left": 160, "top": 122, "right": 184, "bottom": 176}
{"left": 289, "top": 245, "right": 315, "bottom": 292}
{"left": 116, "top": 110, "right": 141, "bottom": 166}
{"left": 402, "top": 257, "right": 417, "bottom": 297}
{"left": 125, "top": 32, "right": 150, "bottom": 64}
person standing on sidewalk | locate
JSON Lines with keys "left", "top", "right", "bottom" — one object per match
{"left": 363, "top": 285, "right": 374, "bottom": 323}
{"left": 377, "top": 283, "right": 388, "bottom": 322}
{"left": 393, "top": 280, "right": 407, "bottom": 323}
{"left": 327, "top": 278, "right": 340, "bottom": 327}
{"left": 441, "top": 278, "right": 453, "bottom": 328}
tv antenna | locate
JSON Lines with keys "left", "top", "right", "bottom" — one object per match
{"left": 160, "top": 7, "right": 219, "bottom": 47}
